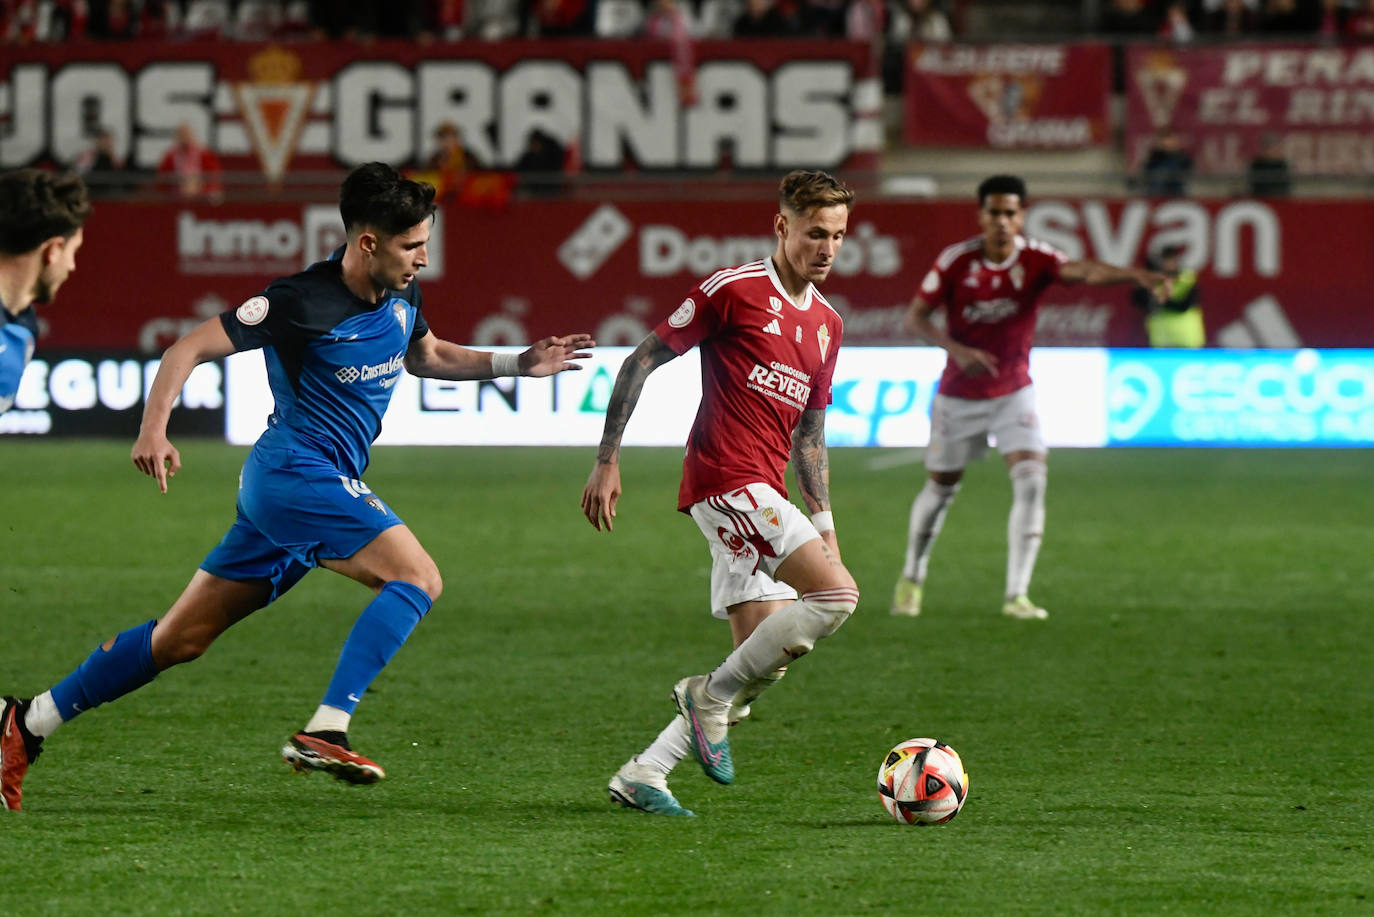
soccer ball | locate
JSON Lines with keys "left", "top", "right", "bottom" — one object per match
{"left": 877, "top": 738, "right": 969, "bottom": 825}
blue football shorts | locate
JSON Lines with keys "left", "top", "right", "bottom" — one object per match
{"left": 200, "top": 445, "right": 404, "bottom": 603}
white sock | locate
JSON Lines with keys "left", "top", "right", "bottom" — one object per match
{"left": 639, "top": 717, "right": 690, "bottom": 774}
{"left": 1006, "top": 460, "right": 1047, "bottom": 598}
{"left": 304, "top": 704, "right": 351, "bottom": 735}
{"left": 705, "top": 589, "right": 857, "bottom": 701}
{"left": 902, "top": 480, "right": 960, "bottom": 582}
{"left": 25, "top": 691, "right": 62, "bottom": 739}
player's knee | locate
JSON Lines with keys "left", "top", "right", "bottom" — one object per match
{"left": 408, "top": 564, "right": 442, "bottom": 602}
{"left": 802, "top": 584, "right": 860, "bottom": 637}
{"left": 150, "top": 625, "right": 211, "bottom": 669}
{"left": 1010, "top": 459, "right": 1047, "bottom": 501}
{"left": 930, "top": 470, "right": 963, "bottom": 487}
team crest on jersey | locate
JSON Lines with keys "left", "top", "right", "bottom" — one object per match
{"left": 761, "top": 506, "right": 780, "bottom": 528}
{"left": 235, "top": 295, "right": 269, "bottom": 326}
{"left": 668, "top": 297, "right": 696, "bottom": 328}
{"left": 817, "top": 324, "right": 831, "bottom": 362}
{"left": 768, "top": 296, "right": 785, "bottom": 314}
{"left": 1010, "top": 263, "right": 1025, "bottom": 291}
{"left": 392, "top": 303, "right": 407, "bottom": 334}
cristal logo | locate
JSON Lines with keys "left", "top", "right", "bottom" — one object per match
{"left": 558, "top": 205, "right": 633, "bottom": 280}
{"left": 1107, "top": 361, "right": 1164, "bottom": 441}
{"left": 335, "top": 352, "right": 405, "bottom": 385}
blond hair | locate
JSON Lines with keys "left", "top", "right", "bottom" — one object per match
{"left": 778, "top": 170, "right": 854, "bottom": 216}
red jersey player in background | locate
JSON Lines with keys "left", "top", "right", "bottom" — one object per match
{"left": 581, "top": 170, "right": 859, "bottom": 816}
{"left": 892, "top": 174, "right": 1168, "bottom": 621}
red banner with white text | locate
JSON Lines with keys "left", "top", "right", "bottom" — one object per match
{"left": 0, "top": 39, "right": 881, "bottom": 177}
{"left": 38, "top": 196, "right": 1373, "bottom": 354}
{"left": 904, "top": 43, "right": 1112, "bottom": 148}
{"left": 1126, "top": 44, "right": 1374, "bottom": 175}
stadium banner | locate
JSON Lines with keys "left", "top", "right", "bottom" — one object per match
{"left": 904, "top": 43, "right": 1112, "bottom": 148}
{"left": 0, "top": 39, "right": 881, "bottom": 176}
{"left": 0, "top": 352, "right": 224, "bottom": 437}
{"left": 1103, "top": 348, "right": 1374, "bottom": 447}
{"left": 38, "top": 196, "right": 1374, "bottom": 355}
{"left": 222, "top": 346, "right": 1374, "bottom": 449}
{"left": 1126, "top": 44, "right": 1374, "bottom": 176}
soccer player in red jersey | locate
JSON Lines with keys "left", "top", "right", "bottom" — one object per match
{"left": 891, "top": 174, "right": 1168, "bottom": 621}
{"left": 581, "top": 170, "right": 859, "bottom": 816}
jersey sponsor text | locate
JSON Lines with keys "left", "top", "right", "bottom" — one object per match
{"left": 746, "top": 361, "right": 812, "bottom": 411}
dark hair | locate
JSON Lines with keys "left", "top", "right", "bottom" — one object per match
{"left": 977, "top": 174, "right": 1028, "bottom": 207}
{"left": 339, "top": 162, "right": 437, "bottom": 236}
{"left": 0, "top": 169, "right": 92, "bottom": 255}
{"left": 778, "top": 170, "right": 854, "bottom": 215}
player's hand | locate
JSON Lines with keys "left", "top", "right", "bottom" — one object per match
{"left": 581, "top": 461, "right": 621, "bottom": 532}
{"left": 521, "top": 333, "right": 595, "bottom": 377}
{"left": 952, "top": 344, "right": 999, "bottom": 378}
{"left": 1137, "top": 269, "right": 1173, "bottom": 302}
{"left": 131, "top": 430, "right": 181, "bottom": 494}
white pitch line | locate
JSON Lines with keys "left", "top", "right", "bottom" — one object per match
{"left": 863, "top": 449, "right": 925, "bottom": 472}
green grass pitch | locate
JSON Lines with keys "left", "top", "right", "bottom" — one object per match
{"left": 0, "top": 441, "right": 1370, "bottom": 915}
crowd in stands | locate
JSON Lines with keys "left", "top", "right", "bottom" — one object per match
{"left": 1104, "top": 0, "right": 1374, "bottom": 41}
{"left": 4, "top": 0, "right": 1370, "bottom": 44}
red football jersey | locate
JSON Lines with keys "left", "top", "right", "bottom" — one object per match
{"left": 655, "top": 257, "right": 844, "bottom": 511}
{"left": 916, "top": 234, "right": 1066, "bottom": 400}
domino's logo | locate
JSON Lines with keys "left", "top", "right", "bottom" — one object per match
{"left": 558, "top": 205, "right": 632, "bottom": 280}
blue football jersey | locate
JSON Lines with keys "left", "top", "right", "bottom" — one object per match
{"left": 0, "top": 300, "right": 39, "bottom": 415}
{"left": 219, "top": 257, "right": 430, "bottom": 478}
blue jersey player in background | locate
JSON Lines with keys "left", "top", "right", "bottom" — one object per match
{"left": 0, "top": 162, "right": 594, "bottom": 811}
{"left": 0, "top": 169, "right": 91, "bottom": 415}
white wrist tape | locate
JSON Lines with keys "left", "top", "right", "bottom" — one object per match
{"left": 491, "top": 352, "right": 521, "bottom": 377}
{"left": 811, "top": 511, "right": 835, "bottom": 534}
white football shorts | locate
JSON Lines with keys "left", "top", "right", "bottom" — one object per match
{"left": 688, "top": 482, "right": 820, "bottom": 619}
{"left": 924, "top": 384, "right": 1047, "bottom": 473}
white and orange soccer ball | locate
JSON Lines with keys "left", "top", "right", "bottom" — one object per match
{"left": 877, "top": 738, "right": 969, "bottom": 825}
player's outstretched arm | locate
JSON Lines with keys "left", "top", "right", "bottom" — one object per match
{"left": 1061, "top": 259, "right": 1172, "bottom": 301}
{"left": 404, "top": 331, "right": 594, "bottom": 380}
{"left": 580, "top": 332, "right": 677, "bottom": 532}
{"left": 791, "top": 407, "right": 840, "bottom": 558}
{"left": 520, "top": 333, "right": 596, "bottom": 377}
{"left": 132, "top": 317, "right": 238, "bottom": 493}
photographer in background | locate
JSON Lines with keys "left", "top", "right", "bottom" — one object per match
{"left": 1132, "top": 244, "right": 1204, "bottom": 348}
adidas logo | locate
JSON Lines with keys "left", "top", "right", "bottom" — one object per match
{"left": 1216, "top": 295, "right": 1300, "bottom": 348}
{"left": 762, "top": 318, "right": 782, "bottom": 336}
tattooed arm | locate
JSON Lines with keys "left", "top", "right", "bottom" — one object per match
{"left": 580, "top": 332, "right": 679, "bottom": 531}
{"left": 790, "top": 408, "right": 831, "bottom": 515}
{"left": 791, "top": 407, "right": 840, "bottom": 555}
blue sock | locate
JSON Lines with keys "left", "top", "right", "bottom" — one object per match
{"left": 321, "top": 581, "right": 432, "bottom": 714}
{"left": 49, "top": 620, "right": 158, "bottom": 722}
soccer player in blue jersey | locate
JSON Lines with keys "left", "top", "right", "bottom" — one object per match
{"left": 0, "top": 169, "right": 91, "bottom": 415}
{"left": 0, "top": 162, "right": 593, "bottom": 811}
